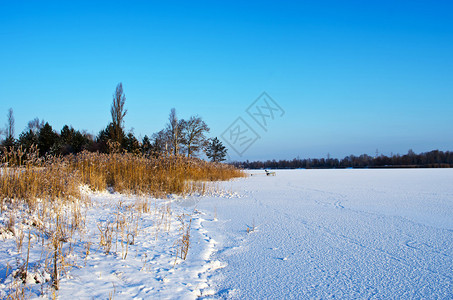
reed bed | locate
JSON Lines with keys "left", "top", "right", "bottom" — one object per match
{"left": 0, "top": 147, "right": 243, "bottom": 298}
{"left": 70, "top": 151, "right": 245, "bottom": 196}
{"left": 1, "top": 148, "right": 244, "bottom": 203}
{"left": 1, "top": 146, "right": 82, "bottom": 210}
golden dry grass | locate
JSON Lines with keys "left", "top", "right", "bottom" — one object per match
{"left": 0, "top": 147, "right": 244, "bottom": 298}
{"left": 1, "top": 147, "right": 244, "bottom": 204}
{"left": 1, "top": 146, "right": 81, "bottom": 210}
{"left": 70, "top": 151, "right": 244, "bottom": 196}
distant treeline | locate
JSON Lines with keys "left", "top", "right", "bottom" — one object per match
{"left": 233, "top": 149, "right": 453, "bottom": 169}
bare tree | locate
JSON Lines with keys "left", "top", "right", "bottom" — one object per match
{"left": 6, "top": 108, "right": 15, "bottom": 140}
{"left": 110, "top": 83, "right": 127, "bottom": 146}
{"left": 167, "top": 108, "right": 182, "bottom": 156}
{"left": 181, "top": 116, "right": 210, "bottom": 157}
{"left": 27, "top": 117, "right": 45, "bottom": 134}
{"left": 151, "top": 129, "right": 171, "bottom": 156}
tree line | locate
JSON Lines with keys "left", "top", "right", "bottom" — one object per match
{"left": 233, "top": 149, "right": 453, "bottom": 169}
{"left": 0, "top": 83, "right": 228, "bottom": 162}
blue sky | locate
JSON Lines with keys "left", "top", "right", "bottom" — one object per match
{"left": 1, "top": 1, "right": 452, "bottom": 161}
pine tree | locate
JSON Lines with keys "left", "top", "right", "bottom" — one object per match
{"left": 206, "top": 137, "right": 227, "bottom": 162}
{"left": 124, "top": 132, "right": 140, "bottom": 153}
{"left": 59, "top": 125, "right": 91, "bottom": 154}
{"left": 38, "top": 122, "right": 59, "bottom": 156}
{"left": 142, "top": 135, "right": 151, "bottom": 154}
{"left": 18, "top": 129, "right": 39, "bottom": 150}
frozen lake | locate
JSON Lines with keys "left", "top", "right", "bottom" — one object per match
{"left": 195, "top": 169, "right": 453, "bottom": 299}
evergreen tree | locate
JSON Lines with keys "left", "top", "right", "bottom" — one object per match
{"left": 18, "top": 129, "right": 38, "bottom": 150}
{"left": 96, "top": 124, "right": 112, "bottom": 153}
{"left": 1, "top": 136, "right": 15, "bottom": 149}
{"left": 38, "top": 122, "right": 58, "bottom": 156}
{"left": 59, "top": 125, "right": 91, "bottom": 154}
{"left": 206, "top": 137, "right": 227, "bottom": 162}
{"left": 123, "top": 132, "right": 140, "bottom": 154}
{"left": 96, "top": 123, "right": 125, "bottom": 153}
{"left": 142, "top": 135, "right": 151, "bottom": 154}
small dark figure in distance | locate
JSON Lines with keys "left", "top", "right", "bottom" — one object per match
{"left": 265, "top": 170, "right": 276, "bottom": 176}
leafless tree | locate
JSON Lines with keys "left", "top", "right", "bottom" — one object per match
{"left": 151, "top": 129, "right": 171, "bottom": 156}
{"left": 27, "top": 117, "right": 45, "bottom": 134}
{"left": 181, "top": 116, "right": 210, "bottom": 157}
{"left": 111, "top": 83, "right": 127, "bottom": 146}
{"left": 167, "top": 108, "right": 183, "bottom": 156}
{"left": 6, "top": 108, "right": 15, "bottom": 140}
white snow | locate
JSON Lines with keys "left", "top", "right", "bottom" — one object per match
{"left": 193, "top": 169, "right": 453, "bottom": 299}
{"left": 1, "top": 169, "right": 453, "bottom": 299}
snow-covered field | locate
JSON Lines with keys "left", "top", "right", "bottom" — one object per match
{"left": 1, "top": 169, "right": 453, "bottom": 299}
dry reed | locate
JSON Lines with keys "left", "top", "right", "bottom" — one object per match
{"left": 1, "top": 147, "right": 244, "bottom": 204}
{"left": 0, "top": 146, "right": 244, "bottom": 298}
{"left": 70, "top": 151, "right": 244, "bottom": 196}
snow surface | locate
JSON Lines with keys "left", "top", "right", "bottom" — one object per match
{"left": 192, "top": 169, "right": 453, "bottom": 299}
{"left": 1, "top": 169, "right": 452, "bottom": 299}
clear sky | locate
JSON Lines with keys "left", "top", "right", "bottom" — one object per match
{"left": 1, "top": 0, "right": 452, "bottom": 161}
